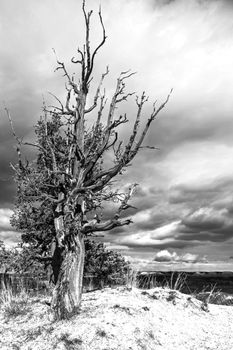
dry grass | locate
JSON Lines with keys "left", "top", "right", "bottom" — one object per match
{"left": 139, "top": 271, "right": 188, "bottom": 292}
{"left": 125, "top": 266, "right": 139, "bottom": 290}
{"left": 0, "top": 287, "right": 31, "bottom": 319}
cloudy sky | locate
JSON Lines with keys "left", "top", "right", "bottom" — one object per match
{"left": 1, "top": 0, "right": 233, "bottom": 271}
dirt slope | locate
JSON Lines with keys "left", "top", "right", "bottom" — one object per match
{"left": 0, "top": 287, "right": 232, "bottom": 350}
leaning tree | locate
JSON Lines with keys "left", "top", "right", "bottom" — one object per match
{"left": 8, "top": 1, "right": 171, "bottom": 319}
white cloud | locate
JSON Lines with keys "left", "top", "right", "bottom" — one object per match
{"left": 0, "top": 208, "right": 13, "bottom": 230}
{"left": 153, "top": 249, "right": 206, "bottom": 264}
{"left": 0, "top": 230, "right": 20, "bottom": 248}
{"left": 181, "top": 253, "right": 199, "bottom": 263}
{"left": 154, "top": 249, "right": 179, "bottom": 262}
{"left": 106, "top": 244, "right": 131, "bottom": 251}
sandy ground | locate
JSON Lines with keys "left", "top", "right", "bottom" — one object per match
{"left": 0, "top": 286, "right": 232, "bottom": 350}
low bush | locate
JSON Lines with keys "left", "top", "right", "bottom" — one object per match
{"left": 0, "top": 287, "right": 31, "bottom": 318}
{"left": 84, "top": 240, "right": 130, "bottom": 287}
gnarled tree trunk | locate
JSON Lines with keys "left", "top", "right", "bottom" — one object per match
{"left": 51, "top": 231, "right": 85, "bottom": 320}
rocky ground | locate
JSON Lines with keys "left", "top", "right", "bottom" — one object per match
{"left": 0, "top": 286, "right": 232, "bottom": 350}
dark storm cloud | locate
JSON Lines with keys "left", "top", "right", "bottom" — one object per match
{"left": 118, "top": 236, "right": 200, "bottom": 250}
{"left": 169, "top": 181, "right": 223, "bottom": 205}
{"left": 168, "top": 177, "right": 233, "bottom": 243}
{"left": 182, "top": 216, "right": 223, "bottom": 231}
{"left": 169, "top": 178, "right": 233, "bottom": 217}
{"left": 134, "top": 213, "right": 171, "bottom": 232}
{"left": 0, "top": 180, "right": 15, "bottom": 208}
{"left": 108, "top": 176, "right": 233, "bottom": 252}
{"left": 176, "top": 205, "right": 233, "bottom": 243}
{"left": 149, "top": 110, "right": 233, "bottom": 157}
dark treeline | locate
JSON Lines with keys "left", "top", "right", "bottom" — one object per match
{"left": 137, "top": 271, "right": 233, "bottom": 295}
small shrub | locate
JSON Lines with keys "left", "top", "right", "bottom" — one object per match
{"left": 141, "top": 290, "right": 159, "bottom": 300}
{"left": 201, "top": 300, "right": 209, "bottom": 312}
{"left": 59, "top": 332, "right": 83, "bottom": 349}
{"left": 166, "top": 291, "right": 177, "bottom": 304}
{"left": 141, "top": 291, "right": 149, "bottom": 296}
{"left": 136, "top": 338, "right": 147, "bottom": 350}
{"left": 96, "top": 328, "right": 107, "bottom": 337}
{"left": 0, "top": 287, "right": 31, "bottom": 318}
{"left": 112, "top": 304, "right": 132, "bottom": 314}
{"left": 142, "top": 306, "right": 150, "bottom": 311}
{"left": 84, "top": 240, "right": 130, "bottom": 288}
{"left": 147, "top": 330, "right": 155, "bottom": 339}
{"left": 24, "top": 327, "right": 43, "bottom": 341}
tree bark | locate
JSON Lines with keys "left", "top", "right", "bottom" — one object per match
{"left": 51, "top": 231, "right": 85, "bottom": 320}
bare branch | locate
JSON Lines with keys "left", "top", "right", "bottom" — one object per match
{"left": 82, "top": 0, "right": 93, "bottom": 72}
{"left": 120, "top": 70, "right": 137, "bottom": 81}
{"left": 85, "top": 66, "right": 109, "bottom": 113}
{"left": 53, "top": 48, "right": 79, "bottom": 94}
{"left": 123, "top": 92, "right": 148, "bottom": 157}
{"left": 48, "top": 92, "right": 64, "bottom": 111}
{"left": 87, "top": 5, "right": 107, "bottom": 82}
{"left": 108, "top": 114, "right": 128, "bottom": 131}
{"left": 95, "top": 93, "right": 106, "bottom": 129}
{"left": 42, "top": 108, "right": 58, "bottom": 173}
{"left": 23, "top": 142, "right": 47, "bottom": 153}
{"left": 83, "top": 78, "right": 125, "bottom": 177}
{"left": 5, "top": 107, "right": 21, "bottom": 144}
{"left": 5, "top": 107, "right": 24, "bottom": 170}
{"left": 132, "top": 88, "right": 173, "bottom": 156}
{"left": 82, "top": 90, "right": 172, "bottom": 191}
{"left": 116, "top": 91, "right": 135, "bottom": 104}
{"left": 82, "top": 217, "right": 132, "bottom": 234}
{"left": 139, "top": 145, "right": 160, "bottom": 150}
{"left": 113, "top": 141, "right": 123, "bottom": 162}
{"left": 116, "top": 184, "right": 138, "bottom": 215}
{"left": 85, "top": 93, "right": 107, "bottom": 160}
{"left": 104, "top": 131, "right": 118, "bottom": 152}
{"left": 83, "top": 91, "right": 148, "bottom": 188}
{"left": 43, "top": 193, "right": 66, "bottom": 204}
{"left": 65, "top": 88, "right": 73, "bottom": 114}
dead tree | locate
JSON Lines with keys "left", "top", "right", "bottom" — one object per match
{"left": 9, "top": 0, "right": 171, "bottom": 320}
